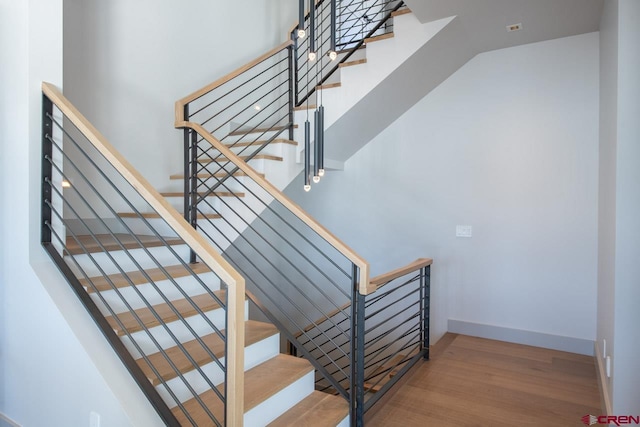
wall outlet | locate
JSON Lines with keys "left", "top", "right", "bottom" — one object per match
{"left": 456, "top": 225, "right": 472, "bottom": 238}
{"left": 90, "top": 412, "right": 100, "bottom": 427}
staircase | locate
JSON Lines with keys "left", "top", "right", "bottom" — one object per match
{"left": 40, "top": 1, "right": 434, "bottom": 426}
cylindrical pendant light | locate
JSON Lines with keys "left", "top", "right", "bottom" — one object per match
{"left": 328, "top": 0, "right": 337, "bottom": 60}
{"left": 318, "top": 105, "right": 325, "bottom": 176}
{"left": 298, "top": 0, "right": 306, "bottom": 39}
{"left": 304, "top": 120, "right": 311, "bottom": 191}
{"left": 308, "top": 0, "right": 316, "bottom": 61}
{"left": 313, "top": 109, "right": 320, "bottom": 183}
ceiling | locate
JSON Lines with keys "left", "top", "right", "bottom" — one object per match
{"left": 403, "top": 0, "right": 604, "bottom": 53}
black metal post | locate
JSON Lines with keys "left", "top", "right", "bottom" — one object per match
{"left": 423, "top": 265, "right": 431, "bottom": 360}
{"left": 288, "top": 45, "right": 296, "bottom": 141}
{"left": 356, "top": 288, "right": 365, "bottom": 426}
{"left": 42, "top": 94, "right": 54, "bottom": 245}
{"left": 182, "top": 105, "right": 190, "bottom": 225}
{"left": 350, "top": 265, "right": 365, "bottom": 427}
{"left": 189, "top": 126, "right": 198, "bottom": 264}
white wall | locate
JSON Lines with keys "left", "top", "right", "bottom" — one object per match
{"left": 63, "top": 0, "right": 297, "bottom": 193}
{"left": 0, "top": 0, "right": 142, "bottom": 426}
{"left": 597, "top": 0, "right": 618, "bottom": 413}
{"left": 598, "top": 0, "right": 640, "bottom": 414}
{"left": 1, "top": 1, "right": 299, "bottom": 425}
{"left": 613, "top": 0, "right": 640, "bottom": 413}
{"left": 285, "top": 33, "right": 600, "bottom": 354}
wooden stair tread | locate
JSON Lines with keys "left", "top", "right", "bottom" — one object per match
{"left": 106, "top": 291, "right": 227, "bottom": 336}
{"left": 172, "top": 354, "right": 313, "bottom": 425}
{"left": 65, "top": 234, "right": 183, "bottom": 255}
{"left": 224, "top": 138, "right": 297, "bottom": 148}
{"left": 169, "top": 172, "right": 266, "bottom": 180}
{"left": 197, "top": 154, "right": 283, "bottom": 163}
{"left": 267, "top": 391, "right": 349, "bottom": 426}
{"left": 117, "top": 212, "right": 221, "bottom": 220}
{"left": 161, "top": 191, "right": 244, "bottom": 198}
{"left": 336, "top": 45, "right": 366, "bottom": 55}
{"left": 138, "top": 320, "right": 278, "bottom": 386}
{"left": 317, "top": 82, "right": 341, "bottom": 90}
{"left": 294, "top": 104, "right": 317, "bottom": 111}
{"left": 391, "top": 8, "right": 412, "bottom": 17}
{"left": 339, "top": 58, "right": 367, "bottom": 68}
{"left": 228, "top": 124, "right": 298, "bottom": 136}
{"left": 81, "top": 262, "right": 213, "bottom": 293}
{"left": 364, "top": 32, "right": 394, "bottom": 44}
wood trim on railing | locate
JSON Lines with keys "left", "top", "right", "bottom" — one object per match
{"left": 42, "top": 82, "right": 245, "bottom": 426}
{"left": 178, "top": 121, "right": 373, "bottom": 294}
{"left": 370, "top": 258, "right": 433, "bottom": 288}
{"left": 175, "top": 40, "right": 294, "bottom": 124}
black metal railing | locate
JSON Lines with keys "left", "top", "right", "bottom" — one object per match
{"left": 178, "top": 124, "right": 431, "bottom": 425}
{"left": 42, "top": 84, "right": 245, "bottom": 426}
{"left": 176, "top": 41, "right": 295, "bottom": 250}
{"left": 295, "top": 259, "right": 431, "bottom": 418}
{"left": 293, "top": 0, "right": 405, "bottom": 105}
{"left": 180, "top": 124, "right": 373, "bottom": 422}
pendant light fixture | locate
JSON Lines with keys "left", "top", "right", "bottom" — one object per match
{"left": 308, "top": 0, "right": 316, "bottom": 61}
{"left": 318, "top": 104, "right": 325, "bottom": 177}
{"left": 304, "top": 119, "right": 311, "bottom": 191}
{"left": 297, "top": 0, "right": 306, "bottom": 39}
{"left": 313, "top": 108, "right": 321, "bottom": 183}
{"left": 328, "top": 0, "right": 338, "bottom": 60}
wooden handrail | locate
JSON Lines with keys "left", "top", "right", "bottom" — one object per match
{"left": 42, "top": 82, "right": 245, "bottom": 426}
{"left": 175, "top": 40, "right": 294, "bottom": 125}
{"left": 178, "top": 121, "right": 373, "bottom": 295}
{"left": 370, "top": 258, "right": 433, "bottom": 288}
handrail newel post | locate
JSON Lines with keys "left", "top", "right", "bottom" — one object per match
{"left": 182, "top": 104, "right": 198, "bottom": 264}
{"left": 423, "top": 265, "right": 431, "bottom": 360}
{"left": 350, "top": 264, "right": 365, "bottom": 427}
{"left": 42, "top": 93, "right": 54, "bottom": 245}
{"left": 288, "top": 44, "right": 296, "bottom": 141}
{"left": 189, "top": 127, "right": 199, "bottom": 264}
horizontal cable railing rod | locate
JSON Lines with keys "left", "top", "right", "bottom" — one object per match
{"left": 179, "top": 121, "right": 371, "bottom": 294}
{"left": 195, "top": 56, "right": 290, "bottom": 121}
{"left": 175, "top": 40, "right": 294, "bottom": 124}
{"left": 42, "top": 82, "right": 245, "bottom": 426}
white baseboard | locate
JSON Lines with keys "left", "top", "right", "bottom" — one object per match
{"left": 0, "top": 412, "right": 21, "bottom": 427}
{"left": 594, "top": 341, "right": 613, "bottom": 415}
{"left": 448, "top": 319, "right": 594, "bottom": 356}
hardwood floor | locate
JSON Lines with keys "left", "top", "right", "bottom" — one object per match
{"left": 367, "top": 333, "right": 601, "bottom": 427}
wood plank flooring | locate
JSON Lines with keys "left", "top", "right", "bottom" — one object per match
{"left": 367, "top": 334, "right": 601, "bottom": 427}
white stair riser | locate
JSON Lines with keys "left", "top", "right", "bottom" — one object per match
{"left": 88, "top": 272, "right": 221, "bottom": 314}
{"left": 163, "top": 333, "right": 280, "bottom": 406}
{"left": 244, "top": 370, "right": 315, "bottom": 426}
{"left": 68, "top": 244, "right": 191, "bottom": 278}
{"left": 120, "top": 299, "right": 249, "bottom": 357}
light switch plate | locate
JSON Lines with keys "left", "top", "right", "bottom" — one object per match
{"left": 456, "top": 225, "right": 472, "bottom": 238}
